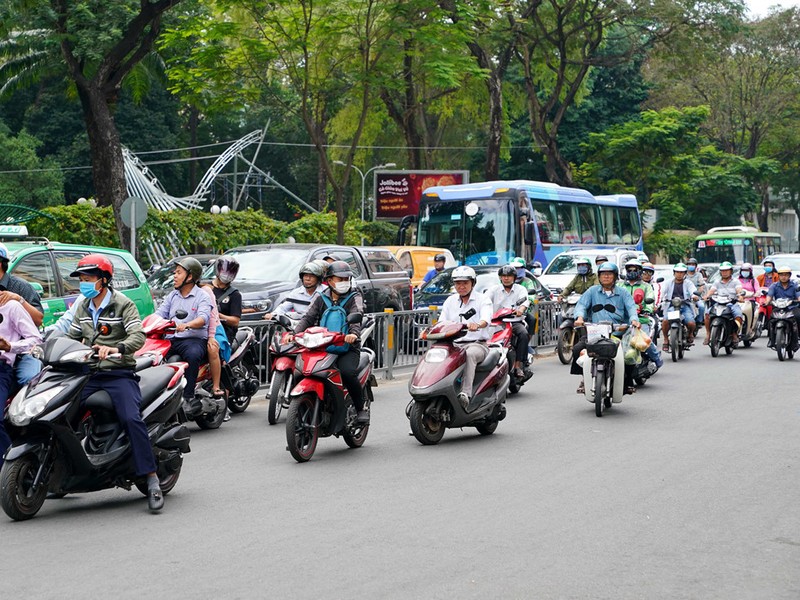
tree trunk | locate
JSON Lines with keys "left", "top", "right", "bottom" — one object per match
{"left": 484, "top": 71, "right": 503, "bottom": 180}
{"left": 542, "top": 139, "right": 574, "bottom": 186}
{"left": 757, "top": 183, "right": 770, "bottom": 231}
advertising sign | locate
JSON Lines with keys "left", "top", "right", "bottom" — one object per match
{"left": 374, "top": 170, "right": 469, "bottom": 220}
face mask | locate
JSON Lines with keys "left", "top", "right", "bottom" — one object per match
{"left": 625, "top": 270, "right": 639, "bottom": 281}
{"left": 218, "top": 273, "right": 234, "bottom": 284}
{"left": 688, "top": 266, "right": 696, "bottom": 272}
{"left": 533, "top": 268, "right": 542, "bottom": 277}
{"left": 332, "top": 281, "right": 351, "bottom": 294}
{"left": 740, "top": 271, "right": 751, "bottom": 278}
{"left": 764, "top": 267, "right": 773, "bottom": 273}
{"left": 80, "top": 281, "right": 100, "bottom": 299}
{"left": 577, "top": 266, "right": 588, "bottom": 275}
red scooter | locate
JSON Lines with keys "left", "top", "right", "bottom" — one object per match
{"left": 489, "top": 299, "right": 533, "bottom": 394}
{"left": 284, "top": 314, "right": 376, "bottom": 462}
{"left": 267, "top": 315, "right": 302, "bottom": 425}
{"left": 755, "top": 289, "right": 772, "bottom": 339}
{"left": 407, "top": 308, "right": 509, "bottom": 445}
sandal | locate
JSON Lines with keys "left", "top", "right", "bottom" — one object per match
{"left": 576, "top": 382, "right": 585, "bottom": 394}
{"left": 212, "top": 389, "right": 225, "bottom": 398}
{"left": 662, "top": 344, "right": 670, "bottom": 352}
{"left": 702, "top": 338, "right": 710, "bottom": 346}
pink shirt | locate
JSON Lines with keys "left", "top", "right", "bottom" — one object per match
{"left": 0, "top": 301, "right": 42, "bottom": 367}
{"left": 201, "top": 285, "right": 221, "bottom": 337}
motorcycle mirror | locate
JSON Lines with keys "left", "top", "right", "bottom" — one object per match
{"left": 346, "top": 312, "right": 363, "bottom": 325}
{"left": 275, "top": 314, "right": 293, "bottom": 329}
{"left": 460, "top": 308, "right": 477, "bottom": 320}
{"left": 175, "top": 309, "right": 189, "bottom": 319}
{"left": 0, "top": 313, "right": 4, "bottom": 325}
{"left": 645, "top": 297, "right": 655, "bottom": 304}
{"left": 591, "top": 304, "right": 616, "bottom": 314}
{"left": 656, "top": 277, "right": 665, "bottom": 283}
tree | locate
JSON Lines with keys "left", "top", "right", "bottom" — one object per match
{"left": 0, "top": 123, "right": 64, "bottom": 207}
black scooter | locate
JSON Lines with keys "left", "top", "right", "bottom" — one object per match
{"left": 1, "top": 336, "right": 190, "bottom": 521}
{"left": 707, "top": 294, "right": 738, "bottom": 357}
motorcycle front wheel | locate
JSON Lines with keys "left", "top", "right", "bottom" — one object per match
{"left": 709, "top": 324, "right": 721, "bottom": 357}
{"left": 776, "top": 328, "right": 786, "bottom": 362}
{"left": 754, "top": 313, "right": 765, "bottom": 339}
{"left": 557, "top": 328, "right": 573, "bottom": 365}
{"left": 1, "top": 454, "right": 49, "bottom": 521}
{"left": 267, "top": 370, "right": 292, "bottom": 425}
{"left": 286, "top": 395, "right": 319, "bottom": 462}
{"left": 409, "top": 401, "right": 445, "bottom": 445}
{"left": 594, "top": 370, "right": 606, "bottom": 418}
{"left": 669, "top": 328, "right": 679, "bottom": 362}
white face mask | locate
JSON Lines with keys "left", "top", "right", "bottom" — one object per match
{"left": 332, "top": 281, "right": 351, "bottom": 294}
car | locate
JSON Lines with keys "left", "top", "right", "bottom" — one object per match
{"left": 538, "top": 248, "right": 649, "bottom": 295}
{"left": 763, "top": 253, "right": 800, "bottom": 275}
{"left": 146, "top": 254, "right": 219, "bottom": 306}
{"left": 413, "top": 265, "right": 552, "bottom": 309}
{"left": 384, "top": 246, "right": 457, "bottom": 288}
{"left": 3, "top": 238, "right": 155, "bottom": 327}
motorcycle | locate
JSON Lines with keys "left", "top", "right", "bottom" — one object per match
{"left": 407, "top": 308, "right": 509, "bottom": 445}
{"left": 284, "top": 314, "right": 376, "bottom": 462}
{"left": 556, "top": 292, "right": 582, "bottom": 365}
{"left": 266, "top": 315, "right": 302, "bottom": 425}
{"left": 489, "top": 299, "right": 533, "bottom": 394}
{"left": 707, "top": 294, "right": 739, "bottom": 357}
{"left": 576, "top": 322, "right": 627, "bottom": 417}
{"left": 1, "top": 336, "right": 190, "bottom": 521}
{"left": 665, "top": 297, "right": 694, "bottom": 362}
{"left": 754, "top": 289, "right": 772, "bottom": 339}
{"left": 738, "top": 291, "right": 759, "bottom": 348}
{"left": 768, "top": 298, "right": 799, "bottom": 361}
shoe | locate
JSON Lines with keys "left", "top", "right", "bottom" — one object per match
{"left": 523, "top": 368, "right": 533, "bottom": 381}
{"left": 223, "top": 409, "right": 231, "bottom": 422}
{"left": 624, "top": 385, "right": 637, "bottom": 395}
{"left": 457, "top": 392, "right": 470, "bottom": 410}
{"left": 356, "top": 410, "right": 370, "bottom": 424}
{"left": 731, "top": 334, "right": 739, "bottom": 345}
{"left": 576, "top": 382, "right": 585, "bottom": 394}
{"left": 654, "top": 355, "right": 663, "bottom": 369}
{"left": 514, "top": 367, "right": 525, "bottom": 378}
{"left": 148, "top": 487, "right": 164, "bottom": 512}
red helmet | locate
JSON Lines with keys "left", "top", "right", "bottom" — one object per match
{"left": 70, "top": 254, "right": 114, "bottom": 280}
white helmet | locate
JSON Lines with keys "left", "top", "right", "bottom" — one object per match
{"left": 451, "top": 266, "right": 476, "bottom": 282}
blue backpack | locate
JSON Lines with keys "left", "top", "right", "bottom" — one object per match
{"left": 319, "top": 292, "right": 355, "bottom": 354}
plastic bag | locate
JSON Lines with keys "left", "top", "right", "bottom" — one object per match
{"left": 621, "top": 328, "right": 642, "bottom": 365}
{"left": 629, "top": 327, "right": 651, "bottom": 352}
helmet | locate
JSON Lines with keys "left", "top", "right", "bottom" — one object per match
{"left": 509, "top": 257, "right": 526, "bottom": 268}
{"left": 575, "top": 257, "right": 591, "bottom": 267}
{"left": 433, "top": 253, "right": 446, "bottom": 262}
{"left": 594, "top": 254, "right": 608, "bottom": 264}
{"left": 624, "top": 259, "right": 642, "bottom": 269}
{"left": 762, "top": 259, "right": 775, "bottom": 266}
{"left": 452, "top": 265, "right": 477, "bottom": 282}
{"left": 0, "top": 243, "right": 9, "bottom": 261}
{"left": 624, "top": 259, "right": 642, "bottom": 281}
{"left": 777, "top": 265, "right": 792, "bottom": 274}
{"left": 687, "top": 257, "right": 698, "bottom": 265}
{"left": 719, "top": 261, "right": 733, "bottom": 271}
{"left": 673, "top": 262, "right": 688, "bottom": 272}
{"left": 299, "top": 261, "right": 325, "bottom": 280}
{"left": 326, "top": 260, "right": 353, "bottom": 279}
{"left": 741, "top": 262, "right": 752, "bottom": 270}
{"left": 597, "top": 262, "right": 619, "bottom": 276}
{"left": 215, "top": 256, "right": 239, "bottom": 284}
{"left": 642, "top": 261, "right": 655, "bottom": 273}
{"left": 175, "top": 256, "right": 203, "bottom": 282}
{"left": 531, "top": 261, "right": 543, "bottom": 269}
{"left": 498, "top": 265, "right": 516, "bottom": 277}
{"left": 70, "top": 254, "right": 113, "bottom": 280}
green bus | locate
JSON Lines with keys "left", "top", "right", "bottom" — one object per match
{"left": 694, "top": 226, "right": 782, "bottom": 264}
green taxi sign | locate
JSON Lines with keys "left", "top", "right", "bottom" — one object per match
{"left": 0, "top": 225, "right": 29, "bottom": 238}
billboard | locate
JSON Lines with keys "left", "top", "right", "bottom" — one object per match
{"left": 374, "top": 170, "right": 469, "bottom": 220}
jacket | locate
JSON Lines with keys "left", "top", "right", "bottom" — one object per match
{"left": 295, "top": 287, "right": 364, "bottom": 347}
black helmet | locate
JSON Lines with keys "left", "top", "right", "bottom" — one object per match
{"left": 215, "top": 256, "right": 239, "bottom": 284}
{"left": 687, "top": 257, "right": 698, "bottom": 266}
{"left": 326, "top": 260, "right": 353, "bottom": 279}
{"left": 595, "top": 254, "right": 608, "bottom": 264}
{"left": 175, "top": 256, "right": 202, "bottom": 282}
{"left": 434, "top": 253, "right": 446, "bottom": 262}
{"left": 498, "top": 265, "right": 516, "bottom": 277}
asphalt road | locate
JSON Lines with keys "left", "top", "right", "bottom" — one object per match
{"left": 2, "top": 340, "right": 799, "bottom": 599}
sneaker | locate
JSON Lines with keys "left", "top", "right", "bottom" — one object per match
{"left": 223, "top": 409, "right": 231, "bottom": 422}
{"left": 356, "top": 410, "right": 370, "bottom": 424}
{"left": 457, "top": 392, "right": 470, "bottom": 410}
{"left": 148, "top": 487, "right": 164, "bottom": 512}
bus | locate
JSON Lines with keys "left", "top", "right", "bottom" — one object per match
{"left": 693, "top": 226, "right": 782, "bottom": 265}
{"left": 400, "top": 180, "right": 643, "bottom": 267}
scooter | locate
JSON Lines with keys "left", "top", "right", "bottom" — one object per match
{"left": 739, "top": 291, "right": 759, "bottom": 348}
{"left": 577, "top": 322, "right": 627, "bottom": 417}
{"left": 490, "top": 299, "right": 533, "bottom": 394}
{"left": 266, "top": 315, "right": 302, "bottom": 425}
{"left": 707, "top": 294, "right": 739, "bottom": 357}
{"left": 665, "top": 297, "right": 694, "bottom": 362}
{"left": 557, "top": 292, "right": 581, "bottom": 365}
{"left": 768, "top": 298, "right": 799, "bottom": 361}
{"left": 407, "top": 308, "right": 509, "bottom": 445}
{"left": 754, "top": 289, "right": 772, "bottom": 339}
{"left": 1, "top": 336, "right": 190, "bottom": 521}
{"left": 284, "top": 314, "right": 376, "bottom": 462}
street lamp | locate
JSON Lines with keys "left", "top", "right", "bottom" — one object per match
{"left": 333, "top": 161, "right": 397, "bottom": 224}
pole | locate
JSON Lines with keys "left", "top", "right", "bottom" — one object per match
{"left": 131, "top": 201, "right": 136, "bottom": 261}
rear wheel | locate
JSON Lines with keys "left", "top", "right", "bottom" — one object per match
{"left": 286, "top": 395, "right": 319, "bottom": 462}
{"left": 0, "top": 455, "right": 49, "bottom": 521}
{"left": 669, "top": 328, "right": 679, "bottom": 363}
{"left": 195, "top": 399, "right": 226, "bottom": 430}
{"left": 557, "top": 328, "right": 573, "bottom": 365}
{"left": 754, "top": 313, "right": 766, "bottom": 339}
{"left": 135, "top": 458, "right": 182, "bottom": 496}
{"left": 476, "top": 420, "right": 498, "bottom": 435}
{"left": 228, "top": 355, "right": 257, "bottom": 414}
{"left": 409, "top": 401, "right": 445, "bottom": 445}
{"left": 709, "top": 325, "right": 721, "bottom": 358}
{"left": 776, "top": 329, "right": 786, "bottom": 362}
{"left": 343, "top": 388, "right": 372, "bottom": 448}
{"left": 267, "top": 370, "right": 292, "bottom": 425}
{"left": 594, "top": 371, "right": 606, "bottom": 417}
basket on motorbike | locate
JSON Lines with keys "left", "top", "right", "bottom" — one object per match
{"left": 584, "top": 323, "right": 616, "bottom": 358}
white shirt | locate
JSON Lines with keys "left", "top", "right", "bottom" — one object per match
{"left": 440, "top": 291, "right": 494, "bottom": 342}
{"left": 488, "top": 283, "right": 530, "bottom": 312}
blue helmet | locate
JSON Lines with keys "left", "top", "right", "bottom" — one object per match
{"left": 597, "top": 262, "right": 619, "bottom": 276}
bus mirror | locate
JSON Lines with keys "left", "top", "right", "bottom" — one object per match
{"left": 525, "top": 222, "right": 535, "bottom": 245}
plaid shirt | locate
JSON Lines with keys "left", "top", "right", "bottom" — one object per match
{"left": 0, "top": 272, "right": 44, "bottom": 313}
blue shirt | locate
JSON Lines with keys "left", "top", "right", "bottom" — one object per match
{"left": 767, "top": 280, "right": 800, "bottom": 301}
{"left": 574, "top": 284, "right": 639, "bottom": 327}
{"left": 422, "top": 268, "right": 443, "bottom": 286}
{"left": 87, "top": 290, "right": 113, "bottom": 328}
{"left": 156, "top": 285, "right": 213, "bottom": 340}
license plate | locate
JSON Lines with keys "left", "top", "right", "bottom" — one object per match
{"left": 667, "top": 310, "right": 680, "bottom": 320}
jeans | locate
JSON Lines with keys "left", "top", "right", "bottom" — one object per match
{"left": 16, "top": 353, "right": 42, "bottom": 387}
{"left": 168, "top": 337, "right": 208, "bottom": 399}
{"left": 0, "top": 361, "right": 16, "bottom": 464}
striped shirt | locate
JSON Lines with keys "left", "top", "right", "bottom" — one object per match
{"left": 275, "top": 284, "right": 321, "bottom": 319}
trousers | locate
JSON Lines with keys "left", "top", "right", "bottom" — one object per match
{"left": 460, "top": 342, "right": 489, "bottom": 397}
{"left": 168, "top": 337, "right": 208, "bottom": 399}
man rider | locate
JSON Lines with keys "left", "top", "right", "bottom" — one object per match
{"left": 703, "top": 261, "right": 744, "bottom": 345}
{"left": 156, "top": 257, "right": 214, "bottom": 411}
{"left": 686, "top": 258, "right": 706, "bottom": 325}
{"left": 559, "top": 257, "right": 597, "bottom": 300}
{"left": 641, "top": 262, "right": 661, "bottom": 307}
{"left": 757, "top": 259, "right": 779, "bottom": 289}
{"left": 489, "top": 265, "right": 532, "bottom": 379}
{"left": 594, "top": 254, "right": 609, "bottom": 268}
{"left": 293, "top": 261, "right": 369, "bottom": 424}
{"left": 618, "top": 259, "right": 663, "bottom": 370}
{"left": 510, "top": 256, "right": 538, "bottom": 344}
{"left": 572, "top": 262, "right": 641, "bottom": 395}
{"left": 439, "top": 266, "right": 494, "bottom": 411}
{"left": 660, "top": 263, "right": 698, "bottom": 347}
{"left": 212, "top": 256, "right": 243, "bottom": 345}
{"left": 422, "top": 254, "right": 447, "bottom": 286}
{"left": 266, "top": 261, "right": 325, "bottom": 321}
{"left": 765, "top": 265, "right": 800, "bottom": 347}
{"left": 66, "top": 255, "right": 164, "bottom": 511}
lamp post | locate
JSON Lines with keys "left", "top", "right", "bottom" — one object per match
{"left": 333, "top": 161, "right": 397, "bottom": 224}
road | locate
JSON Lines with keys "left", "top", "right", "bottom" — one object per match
{"left": 2, "top": 341, "right": 799, "bottom": 599}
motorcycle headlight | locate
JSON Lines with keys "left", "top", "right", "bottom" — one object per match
{"left": 424, "top": 348, "right": 448, "bottom": 363}
{"left": 60, "top": 348, "right": 95, "bottom": 363}
{"left": 296, "top": 332, "right": 335, "bottom": 349}
{"left": 7, "top": 384, "right": 66, "bottom": 427}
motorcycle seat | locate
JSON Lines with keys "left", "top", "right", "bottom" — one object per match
{"left": 134, "top": 355, "right": 157, "bottom": 372}
{"left": 231, "top": 329, "right": 248, "bottom": 353}
{"left": 138, "top": 366, "right": 177, "bottom": 406}
{"left": 358, "top": 350, "right": 373, "bottom": 371}
{"left": 476, "top": 348, "right": 501, "bottom": 372}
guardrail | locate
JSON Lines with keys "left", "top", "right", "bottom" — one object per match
{"left": 243, "top": 300, "right": 562, "bottom": 383}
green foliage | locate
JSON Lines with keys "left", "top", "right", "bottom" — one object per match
{"left": 0, "top": 125, "right": 64, "bottom": 207}
{"left": 644, "top": 231, "right": 696, "bottom": 263}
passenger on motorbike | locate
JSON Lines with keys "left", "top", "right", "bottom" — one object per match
{"left": 559, "top": 257, "right": 598, "bottom": 300}
{"left": 438, "top": 266, "right": 494, "bottom": 411}
{"left": 510, "top": 256, "right": 538, "bottom": 343}
{"left": 659, "top": 263, "right": 698, "bottom": 347}
{"left": 293, "top": 260, "right": 369, "bottom": 424}
{"left": 618, "top": 260, "right": 663, "bottom": 369}
{"left": 765, "top": 265, "right": 800, "bottom": 347}
{"left": 530, "top": 261, "right": 543, "bottom": 278}
{"left": 422, "top": 254, "right": 447, "bottom": 286}
{"left": 266, "top": 261, "right": 325, "bottom": 321}
{"left": 703, "top": 261, "right": 744, "bottom": 345}
{"left": 738, "top": 262, "right": 760, "bottom": 297}
{"left": 572, "top": 262, "right": 641, "bottom": 395}
{"left": 757, "top": 260, "right": 779, "bottom": 288}
{"left": 686, "top": 257, "right": 706, "bottom": 325}
{"left": 488, "top": 265, "right": 531, "bottom": 378}
{"left": 212, "top": 256, "right": 242, "bottom": 345}
{"left": 66, "top": 255, "right": 164, "bottom": 511}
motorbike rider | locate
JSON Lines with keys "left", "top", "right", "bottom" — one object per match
{"left": 156, "top": 257, "right": 214, "bottom": 411}
{"left": 659, "top": 263, "right": 698, "bottom": 347}
{"left": 293, "top": 260, "right": 369, "bottom": 424}
{"left": 66, "top": 255, "right": 163, "bottom": 511}
{"left": 594, "top": 254, "right": 609, "bottom": 268}
{"left": 703, "top": 261, "right": 744, "bottom": 345}
{"left": 530, "top": 261, "right": 543, "bottom": 278}
{"left": 489, "top": 265, "right": 532, "bottom": 379}
{"left": 764, "top": 265, "right": 800, "bottom": 347}
{"left": 265, "top": 261, "right": 325, "bottom": 321}
{"left": 422, "top": 253, "right": 447, "bottom": 286}
{"left": 510, "top": 256, "right": 538, "bottom": 344}
{"left": 559, "top": 257, "right": 597, "bottom": 300}
{"left": 686, "top": 258, "right": 706, "bottom": 325}
{"left": 572, "top": 263, "right": 641, "bottom": 395}
{"left": 738, "top": 262, "right": 760, "bottom": 296}
{"left": 212, "top": 256, "right": 242, "bottom": 345}
{"left": 438, "top": 265, "right": 494, "bottom": 411}
{"left": 641, "top": 262, "right": 662, "bottom": 306}
{"left": 757, "top": 259, "right": 779, "bottom": 289}
{"left": 618, "top": 259, "right": 663, "bottom": 370}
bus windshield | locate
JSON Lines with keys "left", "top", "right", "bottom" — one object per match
{"left": 695, "top": 234, "right": 781, "bottom": 264}
{"left": 417, "top": 198, "right": 516, "bottom": 265}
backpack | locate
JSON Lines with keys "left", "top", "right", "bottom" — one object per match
{"left": 319, "top": 291, "right": 356, "bottom": 354}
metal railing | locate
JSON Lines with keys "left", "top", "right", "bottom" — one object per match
{"left": 243, "top": 300, "right": 562, "bottom": 383}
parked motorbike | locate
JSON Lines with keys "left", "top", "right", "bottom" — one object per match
{"left": 577, "top": 322, "right": 627, "bottom": 417}
{"left": 665, "top": 297, "right": 694, "bottom": 362}
{"left": 1, "top": 336, "right": 190, "bottom": 521}
{"left": 557, "top": 292, "right": 581, "bottom": 365}
{"left": 489, "top": 299, "right": 533, "bottom": 394}
{"left": 267, "top": 315, "right": 302, "bottom": 425}
{"left": 768, "top": 298, "right": 799, "bottom": 361}
{"left": 407, "top": 308, "right": 509, "bottom": 445}
{"left": 754, "top": 289, "right": 771, "bottom": 339}
{"left": 284, "top": 314, "right": 376, "bottom": 462}
{"left": 707, "top": 294, "right": 738, "bottom": 357}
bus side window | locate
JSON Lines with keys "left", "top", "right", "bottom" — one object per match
{"left": 534, "top": 207, "right": 556, "bottom": 244}
{"left": 555, "top": 202, "right": 579, "bottom": 245}
{"left": 577, "top": 205, "right": 599, "bottom": 244}
{"left": 618, "top": 207, "right": 640, "bottom": 245}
